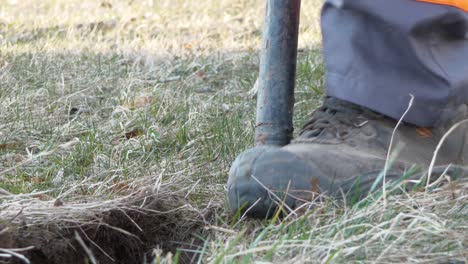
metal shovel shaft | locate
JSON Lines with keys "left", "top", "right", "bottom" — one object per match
{"left": 255, "top": 0, "right": 301, "bottom": 146}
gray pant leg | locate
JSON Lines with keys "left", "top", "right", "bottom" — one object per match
{"left": 321, "top": 0, "right": 468, "bottom": 127}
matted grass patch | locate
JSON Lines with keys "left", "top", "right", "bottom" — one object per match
{"left": 1, "top": 179, "right": 209, "bottom": 264}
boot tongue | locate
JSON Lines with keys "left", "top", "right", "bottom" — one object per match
{"left": 296, "top": 97, "right": 364, "bottom": 142}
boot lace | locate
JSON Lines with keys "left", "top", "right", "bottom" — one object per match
{"left": 295, "top": 97, "right": 376, "bottom": 142}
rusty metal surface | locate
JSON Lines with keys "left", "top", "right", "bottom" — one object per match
{"left": 255, "top": 0, "right": 301, "bottom": 146}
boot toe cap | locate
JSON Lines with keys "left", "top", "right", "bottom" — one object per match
{"left": 227, "top": 146, "right": 330, "bottom": 218}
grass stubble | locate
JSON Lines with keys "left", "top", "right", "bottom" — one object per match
{"left": 0, "top": 0, "right": 466, "bottom": 263}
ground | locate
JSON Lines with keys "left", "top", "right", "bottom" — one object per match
{"left": 0, "top": 0, "right": 466, "bottom": 263}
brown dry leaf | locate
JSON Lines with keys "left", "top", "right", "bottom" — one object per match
{"left": 32, "top": 194, "right": 52, "bottom": 201}
{"left": 125, "top": 128, "right": 143, "bottom": 139}
{"left": 0, "top": 142, "right": 20, "bottom": 150}
{"left": 111, "top": 182, "right": 133, "bottom": 194}
{"left": 183, "top": 42, "right": 193, "bottom": 50}
{"left": 100, "top": 1, "right": 112, "bottom": 8}
{"left": 123, "top": 96, "right": 153, "bottom": 109}
{"left": 416, "top": 127, "right": 433, "bottom": 138}
{"left": 195, "top": 70, "right": 205, "bottom": 79}
{"left": 111, "top": 178, "right": 139, "bottom": 194}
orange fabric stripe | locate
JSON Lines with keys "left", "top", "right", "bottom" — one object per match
{"left": 417, "top": 0, "right": 468, "bottom": 12}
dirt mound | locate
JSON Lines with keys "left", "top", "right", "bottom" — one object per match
{"left": 0, "top": 191, "right": 209, "bottom": 264}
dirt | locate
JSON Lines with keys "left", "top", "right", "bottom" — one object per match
{"left": 0, "top": 196, "right": 209, "bottom": 264}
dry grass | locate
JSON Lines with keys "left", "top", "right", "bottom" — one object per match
{"left": 0, "top": 0, "right": 466, "bottom": 263}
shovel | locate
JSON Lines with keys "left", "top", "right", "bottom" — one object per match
{"left": 255, "top": 0, "right": 301, "bottom": 146}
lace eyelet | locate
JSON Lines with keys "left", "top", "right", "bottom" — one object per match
{"left": 337, "top": 131, "right": 349, "bottom": 139}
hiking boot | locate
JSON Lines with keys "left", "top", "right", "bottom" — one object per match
{"left": 227, "top": 97, "right": 468, "bottom": 217}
